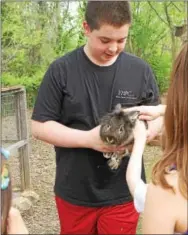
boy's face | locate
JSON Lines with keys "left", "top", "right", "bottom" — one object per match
{"left": 83, "top": 22, "right": 130, "bottom": 64}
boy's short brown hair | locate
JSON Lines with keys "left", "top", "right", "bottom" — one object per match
{"left": 85, "top": 1, "right": 132, "bottom": 31}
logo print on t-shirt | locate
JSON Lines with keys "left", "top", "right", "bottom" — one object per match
{"left": 116, "top": 89, "right": 137, "bottom": 100}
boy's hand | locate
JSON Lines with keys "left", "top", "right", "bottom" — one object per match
{"left": 86, "top": 126, "right": 126, "bottom": 153}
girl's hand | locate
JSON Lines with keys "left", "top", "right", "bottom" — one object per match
{"left": 124, "top": 104, "right": 166, "bottom": 121}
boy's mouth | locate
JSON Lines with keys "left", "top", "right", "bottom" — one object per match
{"left": 105, "top": 53, "right": 115, "bottom": 57}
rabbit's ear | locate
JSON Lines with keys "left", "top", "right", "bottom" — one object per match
{"left": 128, "top": 111, "right": 140, "bottom": 122}
{"left": 113, "top": 103, "right": 122, "bottom": 115}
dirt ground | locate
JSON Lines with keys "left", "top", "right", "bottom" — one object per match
{"left": 3, "top": 110, "right": 162, "bottom": 234}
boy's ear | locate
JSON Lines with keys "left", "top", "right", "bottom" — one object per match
{"left": 83, "top": 21, "right": 91, "bottom": 36}
{"left": 128, "top": 111, "right": 140, "bottom": 122}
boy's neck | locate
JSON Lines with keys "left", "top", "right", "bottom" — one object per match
{"left": 83, "top": 44, "right": 118, "bottom": 67}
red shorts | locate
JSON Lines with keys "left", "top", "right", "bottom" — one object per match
{"left": 55, "top": 196, "right": 139, "bottom": 234}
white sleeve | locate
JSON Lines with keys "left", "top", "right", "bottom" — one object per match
{"left": 133, "top": 180, "right": 148, "bottom": 213}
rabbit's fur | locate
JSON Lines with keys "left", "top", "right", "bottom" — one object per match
{"left": 100, "top": 104, "right": 140, "bottom": 170}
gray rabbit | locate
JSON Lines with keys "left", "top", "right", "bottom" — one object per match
{"left": 100, "top": 104, "right": 140, "bottom": 170}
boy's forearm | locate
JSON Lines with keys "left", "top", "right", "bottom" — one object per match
{"left": 31, "top": 120, "right": 90, "bottom": 148}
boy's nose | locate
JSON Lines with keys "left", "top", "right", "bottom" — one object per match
{"left": 108, "top": 45, "right": 117, "bottom": 53}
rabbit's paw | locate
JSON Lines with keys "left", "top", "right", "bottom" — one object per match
{"left": 108, "top": 157, "right": 121, "bottom": 170}
{"left": 103, "top": 152, "right": 114, "bottom": 159}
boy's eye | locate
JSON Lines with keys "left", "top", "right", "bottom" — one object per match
{"left": 101, "top": 39, "right": 110, "bottom": 44}
{"left": 118, "top": 39, "right": 125, "bottom": 43}
{"left": 100, "top": 39, "right": 126, "bottom": 44}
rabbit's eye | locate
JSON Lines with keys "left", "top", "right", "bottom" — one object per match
{"left": 119, "top": 126, "right": 124, "bottom": 134}
{"left": 105, "top": 124, "right": 111, "bottom": 131}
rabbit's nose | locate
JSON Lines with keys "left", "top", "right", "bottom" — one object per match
{"left": 106, "top": 137, "right": 115, "bottom": 144}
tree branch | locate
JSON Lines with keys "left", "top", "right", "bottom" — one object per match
{"left": 171, "top": 2, "right": 181, "bottom": 12}
{"left": 144, "top": 31, "right": 168, "bottom": 58}
{"left": 163, "top": 2, "right": 173, "bottom": 30}
{"left": 147, "top": 2, "right": 169, "bottom": 26}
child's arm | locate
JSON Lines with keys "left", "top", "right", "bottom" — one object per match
{"left": 126, "top": 120, "right": 147, "bottom": 213}
{"left": 123, "top": 104, "right": 166, "bottom": 121}
{"left": 7, "top": 207, "right": 28, "bottom": 234}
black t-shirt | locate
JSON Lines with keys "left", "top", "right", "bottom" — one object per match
{"left": 32, "top": 46, "right": 160, "bottom": 207}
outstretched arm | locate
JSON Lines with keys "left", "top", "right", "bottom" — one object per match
{"left": 126, "top": 120, "right": 147, "bottom": 195}
{"left": 124, "top": 105, "right": 165, "bottom": 142}
{"left": 126, "top": 120, "right": 147, "bottom": 212}
{"left": 123, "top": 104, "right": 166, "bottom": 121}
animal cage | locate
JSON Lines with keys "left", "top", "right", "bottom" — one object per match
{"left": 1, "top": 86, "right": 30, "bottom": 192}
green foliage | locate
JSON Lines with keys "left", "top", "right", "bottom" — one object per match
{"left": 146, "top": 53, "right": 171, "bottom": 94}
{"left": 2, "top": 71, "right": 44, "bottom": 107}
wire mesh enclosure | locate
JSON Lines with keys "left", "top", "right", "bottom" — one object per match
{"left": 1, "top": 86, "right": 30, "bottom": 192}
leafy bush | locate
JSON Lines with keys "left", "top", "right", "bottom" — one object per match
{"left": 146, "top": 53, "right": 171, "bottom": 94}
{"left": 2, "top": 70, "right": 45, "bottom": 107}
